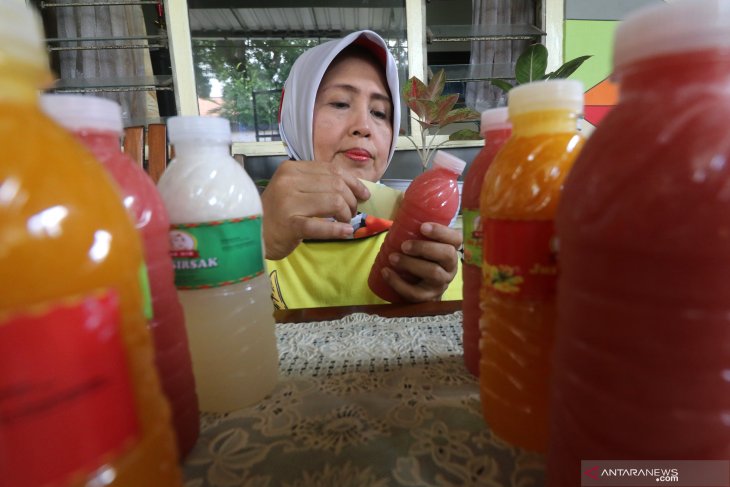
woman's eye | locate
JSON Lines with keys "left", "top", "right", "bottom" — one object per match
{"left": 372, "top": 110, "right": 387, "bottom": 120}
{"left": 330, "top": 101, "right": 349, "bottom": 109}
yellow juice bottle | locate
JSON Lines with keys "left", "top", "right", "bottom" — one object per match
{"left": 0, "top": 2, "right": 181, "bottom": 485}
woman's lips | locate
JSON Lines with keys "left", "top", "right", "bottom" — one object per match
{"left": 344, "top": 149, "right": 372, "bottom": 162}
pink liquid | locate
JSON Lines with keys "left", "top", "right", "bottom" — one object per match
{"left": 369, "top": 166, "right": 461, "bottom": 303}
{"left": 76, "top": 131, "right": 200, "bottom": 458}
{"left": 549, "top": 49, "right": 730, "bottom": 486}
{"left": 461, "top": 127, "right": 511, "bottom": 376}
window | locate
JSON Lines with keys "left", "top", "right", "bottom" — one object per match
{"left": 167, "top": 0, "right": 561, "bottom": 157}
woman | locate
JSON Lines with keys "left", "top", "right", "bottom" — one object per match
{"left": 263, "top": 30, "right": 462, "bottom": 309}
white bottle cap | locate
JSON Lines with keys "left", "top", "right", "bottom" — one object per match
{"left": 480, "top": 107, "right": 511, "bottom": 135}
{"left": 508, "top": 79, "right": 584, "bottom": 118}
{"left": 167, "top": 116, "right": 232, "bottom": 144}
{"left": 0, "top": 0, "right": 47, "bottom": 71}
{"left": 40, "top": 94, "right": 124, "bottom": 135}
{"left": 432, "top": 150, "right": 466, "bottom": 176}
{"left": 614, "top": 0, "right": 730, "bottom": 72}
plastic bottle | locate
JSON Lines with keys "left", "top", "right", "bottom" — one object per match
{"left": 40, "top": 94, "right": 200, "bottom": 458}
{"left": 368, "top": 151, "right": 466, "bottom": 303}
{"left": 549, "top": 1, "right": 730, "bottom": 483}
{"left": 0, "top": 2, "right": 181, "bottom": 486}
{"left": 461, "top": 108, "right": 512, "bottom": 376}
{"left": 157, "top": 116, "right": 279, "bottom": 413}
{"left": 479, "top": 80, "right": 585, "bottom": 453}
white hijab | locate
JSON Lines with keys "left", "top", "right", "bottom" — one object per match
{"left": 278, "top": 30, "right": 401, "bottom": 168}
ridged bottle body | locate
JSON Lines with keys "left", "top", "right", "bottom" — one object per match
{"left": 549, "top": 50, "right": 730, "bottom": 485}
{"left": 479, "top": 111, "right": 584, "bottom": 453}
{"left": 0, "top": 103, "right": 181, "bottom": 486}
{"left": 368, "top": 166, "right": 461, "bottom": 303}
{"left": 157, "top": 143, "right": 278, "bottom": 413}
{"left": 461, "top": 128, "right": 511, "bottom": 376}
{"left": 76, "top": 132, "right": 199, "bottom": 458}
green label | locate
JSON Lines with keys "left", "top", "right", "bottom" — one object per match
{"left": 462, "top": 208, "right": 483, "bottom": 267}
{"left": 170, "top": 216, "right": 264, "bottom": 290}
{"left": 138, "top": 263, "right": 153, "bottom": 320}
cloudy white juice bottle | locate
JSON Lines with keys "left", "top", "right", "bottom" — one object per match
{"left": 157, "top": 116, "right": 278, "bottom": 413}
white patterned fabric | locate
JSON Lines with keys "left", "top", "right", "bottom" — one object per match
{"left": 183, "top": 312, "right": 545, "bottom": 486}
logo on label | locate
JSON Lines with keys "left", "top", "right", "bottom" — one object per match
{"left": 170, "top": 229, "right": 199, "bottom": 258}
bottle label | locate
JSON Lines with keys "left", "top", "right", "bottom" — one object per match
{"left": 170, "top": 216, "right": 264, "bottom": 290}
{"left": 138, "top": 263, "right": 153, "bottom": 320}
{"left": 483, "top": 219, "right": 558, "bottom": 299}
{"left": 0, "top": 291, "right": 140, "bottom": 487}
{"left": 462, "top": 208, "right": 482, "bottom": 267}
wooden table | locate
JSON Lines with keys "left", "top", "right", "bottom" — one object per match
{"left": 274, "top": 299, "right": 463, "bottom": 323}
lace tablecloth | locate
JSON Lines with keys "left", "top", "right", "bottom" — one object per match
{"left": 182, "top": 312, "right": 545, "bottom": 487}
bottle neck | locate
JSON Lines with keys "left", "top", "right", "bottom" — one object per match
{"left": 510, "top": 109, "right": 579, "bottom": 137}
{"left": 484, "top": 127, "right": 512, "bottom": 149}
{"left": 173, "top": 141, "right": 231, "bottom": 160}
{"left": 617, "top": 48, "right": 730, "bottom": 97}
{"left": 74, "top": 130, "right": 122, "bottom": 161}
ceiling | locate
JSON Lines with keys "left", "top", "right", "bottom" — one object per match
{"left": 187, "top": 3, "right": 407, "bottom": 40}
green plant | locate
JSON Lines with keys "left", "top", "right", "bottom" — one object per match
{"left": 402, "top": 69, "right": 481, "bottom": 170}
{"left": 489, "top": 44, "right": 592, "bottom": 93}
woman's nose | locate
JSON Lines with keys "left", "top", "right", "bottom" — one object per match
{"left": 350, "top": 108, "right": 371, "bottom": 137}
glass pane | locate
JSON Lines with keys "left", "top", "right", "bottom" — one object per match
{"left": 187, "top": 3, "right": 408, "bottom": 143}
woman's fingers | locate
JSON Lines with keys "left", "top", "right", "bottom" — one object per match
{"left": 261, "top": 160, "right": 371, "bottom": 260}
{"left": 379, "top": 222, "right": 462, "bottom": 302}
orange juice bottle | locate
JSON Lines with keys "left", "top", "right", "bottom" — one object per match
{"left": 479, "top": 80, "right": 585, "bottom": 452}
{"left": 0, "top": 2, "right": 181, "bottom": 486}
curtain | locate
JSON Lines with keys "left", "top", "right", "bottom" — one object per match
{"left": 50, "top": 3, "right": 160, "bottom": 126}
{"left": 465, "top": 0, "right": 535, "bottom": 111}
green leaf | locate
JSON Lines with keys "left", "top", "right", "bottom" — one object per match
{"left": 431, "top": 94, "right": 460, "bottom": 123}
{"left": 439, "top": 108, "right": 481, "bottom": 126}
{"left": 544, "top": 55, "right": 592, "bottom": 80}
{"left": 489, "top": 78, "right": 514, "bottom": 93}
{"left": 407, "top": 98, "right": 431, "bottom": 120}
{"left": 449, "top": 129, "right": 482, "bottom": 141}
{"left": 515, "top": 44, "right": 548, "bottom": 84}
{"left": 426, "top": 69, "right": 447, "bottom": 100}
{"left": 403, "top": 76, "right": 429, "bottom": 101}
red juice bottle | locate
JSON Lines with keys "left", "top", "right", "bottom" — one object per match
{"left": 41, "top": 94, "right": 200, "bottom": 459}
{"left": 368, "top": 150, "right": 465, "bottom": 303}
{"left": 461, "top": 107, "right": 511, "bottom": 376}
{"left": 549, "top": 1, "right": 730, "bottom": 484}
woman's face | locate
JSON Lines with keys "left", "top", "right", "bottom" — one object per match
{"left": 312, "top": 54, "right": 394, "bottom": 182}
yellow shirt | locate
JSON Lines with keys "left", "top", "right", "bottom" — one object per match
{"left": 266, "top": 233, "right": 462, "bottom": 309}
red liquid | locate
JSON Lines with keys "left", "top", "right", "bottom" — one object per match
{"left": 461, "top": 127, "right": 511, "bottom": 376}
{"left": 369, "top": 166, "right": 461, "bottom": 303}
{"left": 76, "top": 131, "right": 200, "bottom": 458}
{"left": 549, "top": 49, "right": 730, "bottom": 486}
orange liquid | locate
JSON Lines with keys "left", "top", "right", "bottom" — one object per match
{"left": 479, "top": 110, "right": 584, "bottom": 452}
{"left": 0, "top": 103, "right": 181, "bottom": 485}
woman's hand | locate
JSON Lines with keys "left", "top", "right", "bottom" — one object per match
{"left": 261, "top": 160, "right": 371, "bottom": 260}
{"left": 381, "top": 222, "right": 462, "bottom": 302}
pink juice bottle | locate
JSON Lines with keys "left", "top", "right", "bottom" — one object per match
{"left": 41, "top": 94, "right": 200, "bottom": 458}
{"left": 549, "top": 1, "right": 730, "bottom": 484}
{"left": 461, "top": 108, "right": 511, "bottom": 376}
{"left": 369, "top": 150, "right": 466, "bottom": 303}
